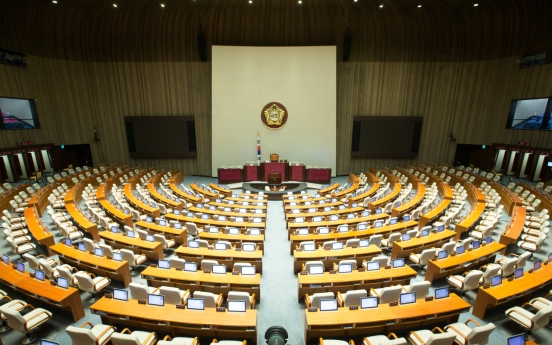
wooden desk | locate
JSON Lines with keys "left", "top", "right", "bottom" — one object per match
{"left": 100, "top": 230, "right": 164, "bottom": 260}
{"left": 0, "top": 261, "right": 85, "bottom": 322}
{"left": 333, "top": 174, "right": 360, "bottom": 198}
{"left": 298, "top": 266, "right": 417, "bottom": 301}
{"left": 369, "top": 182, "right": 402, "bottom": 211}
{"left": 284, "top": 196, "right": 326, "bottom": 204}
{"left": 147, "top": 182, "right": 184, "bottom": 211}
{"left": 208, "top": 201, "right": 266, "bottom": 210}
{"left": 50, "top": 243, "right": 132, "bottom": 287}
{"left": 490, "top": 182, "right": 522, "bottom": 216}
{"left": 418, "top": 198, "right": 452, "bottom": 230}
{"left": 141, "top": 266, "right": 261, "bottom": 300}
{"left": 499, "top": 206, "right": 526, "bottom": 254}
{"left": 284, "top": 201, "right": 344, "bottom": 211}
{"left": 189, "top": 206, "right": 266, "bottom": 219}
{"left": 90, "top": 297, "right": 257, "bottom": 342}
{"left": 170, "top": 174, "right": 201, "bottom": 204}
{"left": 287, "top": 213, "right": 390, "bottom": 237}
{"left": 124, "top": 183, "right": 161, "bottom": 218}
{"left": 198, "top": 231, "right": 265, "bottom": 251}
{"left": 472, "top": 262, "right": 552, "bottom": 319}
{"left": 304, "top": 294, "right": 470, "bottom": 341}
{"left": 165, "top": 214, "right": 266, "bottom": 231}
{"left": 391, "top": 183, "right": 425, "bottom": 217}
{"left": 293, "top": 245, "right": 382, "bottom": 272}
{"left": 65, "top": 202, "right": 100, "bottom": 241}
{"left": 285, "top": 207, "right": 365, "bottom": 220}
{"left": 24, "top": 208, "right": 55, "bottom": 255}
{"left": 209, "top": 183, "right": 232, "bottom": 197}
{"left": 99, "top": 199, "right": 133, "bottom": 228}
{"left": 0, "top": 183, "right": 30, "bottom": 213}
{"left": 174, "top": 246, "right": 263, "bottom": 273}
{"left": 190, "top": 183, "right": 218, "bottom": 199}
{"left": 454, "top": 202, "right": 486, "bottom": 240}
{"left": 516, "top": 182, "right": 552, "bottom": 215}
{"left": 319, "top": 183, "right": 340, "bottom": 196}
{"left": 26, "top": 184, "right": 55, "bottom": 216}
{"left": 391, "top": 230, "right": 456, "bottom": 260}
{"left": 424, "top": 242, "right": 505, "bottom": 283}
{"left": 135, "top": 220, "right": 187, "bottom": 245}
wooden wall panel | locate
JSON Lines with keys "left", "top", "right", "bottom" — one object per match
{"left": 0, "top": 0, "right": 551, "bottom": 175}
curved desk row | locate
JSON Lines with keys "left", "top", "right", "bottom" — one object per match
{"left": 24, "top": 208, "right": 55, "bottom": 255}
{"left": 100, "top": 230, "right": 164, "bottom": 260}
{"left": 174, "top": 246, "right": 263, "bottom": 273}
{"left": 293, "top": 244, "right": 382, "bottom": 272}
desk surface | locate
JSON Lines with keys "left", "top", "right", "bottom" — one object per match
{"left": 165, "top": 214, "right": 266, "bottom": 229}
{"left": 189, "top": 206, "right": 266, "bottom": 218}
{"left": 298, "top": 266, "right": 417, "bottom": 285}
{"left": 64, "top": 202, "right": 100, "bottom": 241}
{"left": 99, "top": 199, "right": 133, "bottom": 227}
{"left": 294, "top": 244, "right": 382, "bottom": 260}
{"left": 24, "top": 208, "right": 55, "bottom": 255}
{"left": 175, "top": 246, "right": 263, "bottom": 259}
{"left": 287, "top": 213, "right": 389, "bottom": 230}
{"left": 51, "top": 243, "right": 127, "bottom": 271}
{"left": 428, "top": 242, "right": 504, "bottom": 271}
{"left": 285, "top": 207, "right": 365, "bottom": 219}
{"left": 141, "top": 266, "right": 261, "bottom": 285}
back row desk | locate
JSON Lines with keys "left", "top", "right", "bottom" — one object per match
{"left": 424, "top": 242, "right": 505, "bottom": 283}
{"left": 141, "top": 266, "right": 261, "bottom": 301}
{"left": 169, "top": 174, "right": 201, "bottom": 204}
{"left": 350, "top": 182, "right": 380, "bottom": 203}
{"left": 174, "top": 246, "right": 263, "bottom": 273}
{"left": 418, "top": 198, "right": 452, "bottom": 230}
{"left": 24, "top": 208, "right": 55, "bottom": 256}
{"left": 99, "top": 230, "right": 164, "bottom": 260}
{"left": 190, "top": 183, "right": 218, "bottom": 199}
{"left": 390, "top": 229, "right": 456, "bottom": 260}
{"left": 134, "top": 220, "right": 188, "bottom": 245}
{"left": 50, "top": 243, "right": 132, "bottom": 287}
{"left": 208, "top": 201, "right": 266, "bottom": 209}
{"left": 293, "top": 244, "right": 382, "bottom": 272}
{"left": 472, "top": 261, "right": 552, "bottom": 319}
{"left": 99, "top": 198, "right": 133, "bottom": 228}
{"left": 0, "top": 260, "right": 85, "bottom": 322}
{"left": 333, "top": 174, "right": 360, "bottom": 198}
{"left": 198, "top": 231, "right": 265, "bottom": 251}
{"left": 284, "top": 200, "right": 344, "bottom": 211}
{"left": 287, "top": 213, "right": 390, "bottom": 237}
{"left": 165, "top": 214, "right": 266, "bottom": 232}
{"left": 498, "top": 206, "right": 526, "bottom": 254}
{"left": 65, "top": 201, "right": 100, "bottom": 242}
{"left": 391, "top": 183, "right": 425, "bottom": 218}
{"left": 285, "top": 206, "right": 365, "bottom": 220}
{"left": 289, "top": 220, "right": 419, "bottom": 253}
{"left": 91, "top": 297, "right": 257, "bottom": 343}
{"left": 319, "top": 183, "right": 340, "bottom": 196}
{"left": 304, "top": 293, "right": 470, "bottom": 341}
{"left": 209, "top": 183, "right": 232, "bottom": 197}
{"left": 189, "top": 206, "right": 266, "bottom": 219}
{"left": 297, "top": 266, "right": 417, "bottom": 301}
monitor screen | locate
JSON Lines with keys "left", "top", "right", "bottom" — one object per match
{"left": 338, "top": 263, "right": 353, "bottom": 273}
{"left": 184, "top": 262, "right": 197, "bottom": 272}
{"left": 318, "top": 227, "right": 330, "bottom": 234}
{"left": 242, "top": 244, "right": 255, "bottom": 252}
{"left": 438, "top": 250, "right": 448, "bottom": 259}
{"left": 456, "top": 245, "right": 465, "bottom": 254}
{"left": 330, "top": 215, "right": 339, "bottom": 221}
{"left": 224, "top": 207, "right": 231, "bottom": 212}
{"left": 151, "top": 203, "right": 157, "bottom": 208}
{"left": 403, "top": 215, "right": 411, "bottom": 221}
{"left": 435, "top": 287, "right": 449, "bottom": 299}
{"left": 309, "top": 265, "right": 324, "bottom": 275}
{"left": 187, "top": 212, "right": 194, "bottom": 217}
{"left": 173, "top": 210, "right": 181, "bottom": 215}
{"left": 338, "top": 205, "right": 345, "bottom": 210}
{"left": 219, "top": 215, "right": 227, "bottom": 221}
{"left": 361, "top": 211, "right": 370, "bottom": 217}
{"left": 347, "top": 214, "right": 355, "bottom": 219}
{"left": 375, "top": 208, "right": 382, "bottom": 214}
{"left": 360, "top": 297, "right": 378, "bottom": 309}
{"left": 227, "top": 300, "right": 246, "bottom": 312}
{"left": 486, "top": 236, "right": 492, "bottom": 244}
{"left": 65, "top": 238, "right": 72, "bottom": 247}
{"left": 367, "top": 262, "right": 380, "bottom": 271}
{"left": 332, "top": 198, "right": 338, "bottom": 202}
{"left": 148, "top": 294, "right": 164, "bottom": 306}
{"left": 401, "top": 234, "right": 411, "bottom": 241}
{"left": 78, "top": 243, "right": 86, "bottom": 252}
{"left": 303, "top": 243, "right": 316, "bottom": 251}
{"left": 392, "top": 258, "right": 405, "bottom": 268}
{"left": 491, "top": 275, "right": 502, "bottom": 287}
{"left": 146, "top": 235, "right": 154, "bottom": 242}
{"left": 390, "top": 218, "right": 398, "bottom": 225}
{"left": 250, "top": 229, "right": 261, "bottom": 236}
{"left": 372, "top": 197, "right": 377, "bottom": 202}
{"left": 188, "top": 240, "right": 199, "bottom": 248}
{"left": 400, "top": 292, "right": 416, "bottom": 305}
{"left": 359, "top": 239, "right": 369, "bottom": 247}
{"left": 319, "top": 299, "right": 338, "bottom": 311}
{"left": 295, "top": 217, "right": 304, "bottom": 223}
{"left": 174, "top": 223, "right": 182, "bottom": 229}
{"left": 235, "top": 217, "right": 244, "bottom": 222}
{"left": 290, "top": 202, "right": 297, "bottom": 207}
{"left": 112, "top": 252, "right": 123, "bottom": 262}
{"left": 57, "top": 277, "right": 69, "bottom": 289}
{"left": 549, "top": 252, "right": 552, "bottom": 261}
{"left": 374, "top": 221, "right": 383, "bottom": 228}
{"left": 357, "top": 223, "right": 367, "bottom": 230}
{"left": 332, "top": 242, "right": 344, "bottom": 250}
{"left": 253, "top": 218, "right": 262, "bottom": 223}
{"left": 159, "top": 220, "right": 166, "bottom": 226}
{"left": 35, "top": 269, "right": 45, "bottom": 281}
{"left": 313, "top": 216, "right": 322, "bottom": 222}
{"left": 94, "top": 248, "right": 104, "bottom": 257}
{"left": 124, "top": 208, "right": 130, "bottom": 215}
{"left": 197, "top": 204, "right": 203, "bottom": 208}
{"left": 113, "top": 289, "right": 128, "bottom": 301}
{"left": 514, "top": 267, "right": 524, "bottom": 279}
{"left": 2, "top": 254, "right": 9, "bottom": 265}
{"left": 209, "top": 227, "right": 219, "bottom": 233}
{"left": 255, "top": 209, "right": 262, "bottom": 214}
{"left": 324, "top": 207, "right": 331, "bottom": 212}
{"left": 507, "top": 334, "right": 526, "bottom": 345}
{"left": 111, "top": 226, "right": 118, "bottom": 233}
{"left": 241, "top": 266, "right": 256, "bottom": 275}
{"left": 421, "top": 229, "right": 429, "bottom": 237}
{"left": 158, "top": 260, "right": 170, "bottom": 269}
{"left": 41, "top": 341, "right": 60, "bottom": 345}
{"left": 212, "top": 265, "right": 226, "bottom": 274}
{"left": 437, "top": 225, "right": 444, "bottom": 232}
{"left": 534, "top": 259, "right": 542, "bottom": 271}
{"left": 472, "top": 241, "right": 481, "bottom": 249}
{"left": 210, "top": 206, "right": 216, "bottom": 210}
{"left": 201, "top": 214, "right": 209, "bottom": 220}
{"left": 229, "top": 228, "right": 240, "bottom": 235}
{"left": 215, "top": 243, "right": 227, "bottom": 251}
{"left": 352, "top": 202, "right": 358, "bottom": 208}
{"left": 127, "top": 230, "right": 135, "bottom": 238}
{"left": 146, "top": 217, "right": 153, "bottom": 223}
{"left": 187, "top": 298, "right": 204, "bottom": 310}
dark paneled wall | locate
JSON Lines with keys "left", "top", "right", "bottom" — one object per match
{"left": 0, "top": 0, "right": 551, "bottom": 175}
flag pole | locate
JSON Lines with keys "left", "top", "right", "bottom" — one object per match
{"left": 257, "top": 131, "right": 261, "bottom": 165}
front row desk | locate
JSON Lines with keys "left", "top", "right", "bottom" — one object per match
{"left": 218, "top": 161, "right": 332, "bottom": 184}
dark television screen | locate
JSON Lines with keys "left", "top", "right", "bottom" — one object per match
{"left": 351, "top": 116, "right": 423, "bottom": 158}
{"left": 0, "top": 97, "right": 40, "bottom": 130}
{"left": 125, "top": 116, "right": 197, "bottom": 158}
{"left": 506, "top": 98, "right": 552, "bottom": 130}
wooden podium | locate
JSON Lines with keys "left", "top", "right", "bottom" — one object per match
{"left": 268, "top": 173, "right": 282, "bottom": 185}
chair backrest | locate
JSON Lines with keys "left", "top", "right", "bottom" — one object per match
{"left": 338, "top": 259, "right": 357, "bottom": 270}
{"left": 406, "top": 281, "right": 431, "bottom": 298}
{"left": 425, "top": 332, "right": 457, "bottom": 345}
{"left": 466, "top": 322, "right": 495, "bottom": 345}
{"left": 305, "top": 261, "right": 324, "bottom": 273}
{"left": 23, "top": 254, "right": 40, "bottom": 271}
{"left": 341, "top": 289, "right": 367, "bottom": 307}
{"left": 159, "top": 286, "right": 185, "bottom": 305}
{"left": 515, "top": 252, "right": 531, "bottom": 268}
{"left": 309, "top": 292, "right": 334, "bottom": 308}
{"left": 186, "top": 222, "right": 198, "bottom": 236}
{"left": 441, "top": 242, "right": 456, "bottom": 255}
{"left": 66, "top": 325, "right": 97, "bottom": 344}
{"left": 201, "top": 260, "right": 219, "bottom": 271}
{"left": 345, "top": 239, "right": 360, "bottom": 247}
{"left": 99, "top": 244, "right": 115, "bottom": 257}
{"left": 193, "top": 291, "right": 219, "bottom": 308}
{"left": 57, "top": 266, "right": 77, "bottom": 286}
{"left": 110, "top": 332, "right": 143, "bottom": 345}
{"left": 120, "top": 249, "right": 137, "bottom": 265}
{"left": 501, "top": 258, "right": 518, "bottom": 277}
{"left": 0, "top": 306, "right": 26, "bottom": 332}
{"left": 378, "top": 286, "right": 402, "bottom": 304}
{"left": 84, "top": 238, "right": 97, "bottom": 253}
{"left": 39, "top": 259, "right": 57, "bottom": 279}
{"left": 322, "top": 241, "right": 337, "bottom": 250}
{"left": 170, "top": 258, "right": 186, "bottom": 269}
{"left": 463, "top": 271, "right": 484, "bottom": 291}
{"left": 532, "top": 305, "right": 552, "bottom": 331}
{"left": 228, "top": 291, "right": 252, "bottom": 309}
{"left": 74, "top": 272, "right": 95, "bottom": 293}
{"left": 371, "top": 255, "right": 389, "bottom": 266}
{"left": 386, "top": 233, "right": 401, "bottom": 247}
{"left": 482, "top": 264, "right": 501, "bottom": 285}
{"left": 368, "top": 235, "right": 382, "bottom": 247}
{"left": 129, "top": 283, "right": 150, "bottom": 300}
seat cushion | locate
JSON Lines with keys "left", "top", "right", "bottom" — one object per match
{"left": 506, "top": 306, "right": 534, "bottom": 329}
{"left": 16, "top": 243, "right": 36, "bottom": 253}
{"left": 531, "top": 297, "right": 552, "bottom": 310}
{"left": 445, "top": 322, "right": 472, "bottom": 345}
{"left": 23, "top": 308, "right": 52, "bottom": 330}
{"left": 92, "top": 324, "right": 116, "bottom": 345}
{"left": 135, "top": 254, "right": 147, "bottom": 265}
{"left": 92, "top": 277, "right": 110, "bottom": 290}
{"left": 447, "top": 275, "right": 464, "bottom": 288}
{"left": 134, "top": 331, "right": 156, "bottom": 345}
{"left": 408, "top": 330, "right": 434, "bottom": 345}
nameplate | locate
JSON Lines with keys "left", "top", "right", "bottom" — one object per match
{"left": 105, "top": 294, "right": 113, "bottom": 299}
{"left": 528, "top": 269, "right": 534, "bottom": 274}
{"left": 223, "top": 230, "right": 229, "bottom": 234}
{"left": 483, "top": 284, "right": 490, "bottom": 289}
{"left": 545, "top": 261, "right": 549, "bottom": 266}
{"left": 451, "top": 253, "right": 456, "bottom": 257}
{"left": 358, "top": 268, "right": 366, "bottom": 272}
{"left": 431, "top": 258, "right": 437, "bottom": 261}
{"left": 150, "top": 264, "right": 157, "bottom": 268}
{"left": 203, "top": 270, "right": 211, "bottom": 273}
{"left": 30, "top": 273, "right": 35, "bottom": 278}
{"left": 216, "top": 307, "right": 226, "bottom": 312}
{"left": 176, "top": 304, "right": 185, "bottom": 309}
{"left": 425, "top": 296, "right": 434, "bottom": 301}
{"left": 232, "top": 271, "right": 240, "bottom": 275}
{"left": 329, "top": 270, "right": 337, "bottom": 274}
{"left": 468, "top": 248, "right": 473, "bottom": 251}
{"left": 138, "top": 300, "right": 147, "bottom": 304}
{"left": 324, "top": 247, "right": 331, "bottom": 251}
{"left": 351, "top": 245, "right": 358, "bottom": 249}
{"left": 300, "top": 271, "right": 308, "bottom": 275}
{"left": 308, "top": 307, "right": 318, "bottom": 312}
{"left": 349, "top": 305, "right": 359, "bottom": 310}
{"left": 296, "top": 248, "right": 302, "bottom": 252}
{"left": 508, "top": 277, "right": 514, "bottom": 282}
{"left": 482, "top": 242, "right": 487, "bottom": 246}
{"left": 385, "top": 265, "right": 391, "bottom": 269}
{"left": 11, "top": 264, "right": 16, "bottom": 269}
{"left": 175, "top": 267, "right": 183, "bottom": 271}
{"left": 208, "top": 247, "right": 214, "bottom": 250}
{"left": 50, "top": 280, "right": 56, "bottom": 286}
{"left": 235, "top": 248, "right": 241, "bottom": 252}
{"left": 389, "top": 301, "right": 398, "bottom": 306}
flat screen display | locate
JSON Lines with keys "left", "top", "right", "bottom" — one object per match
{"left": 456, "top": 245, "right": 465, "bottom": 254}
{"left": 367, "top": 262, "right": 380, "bottom": 271}
{"left": 241, "top": 266, "right": 256, "bottom": 275}
{"left": 146, "top": 217, "right": 153, "bottom": 223}
{"left": 94, "top": 248, "right": 104, "bottom": 257}
{"left": 390, "top": 218, "right": 398, "bottom": 225}
{"left": 127, "top": 231, "right": 135, "bottom": 238}
{"left": 318, "top": 227, "right": 330, "bottom": 234}
{"left": 507, "top": 334, "right": 526, "bottom": 345}
{"left": 400, "top": 292, "right": 416, "bottom": 305}
{"left": 227, "top": 300, "right": 246, "bottom": 312}
{"left": 2, "top": 254, "right": 9, "bottom": 265}
{"left": 437, "top": 225, "right": 444, "bottom": 232}
{"left": 209, "top": 227, "right": 219, "bottom": 233}
{"left": 514, "top": 267, "right": 524, "bottom": 279}
{"left": 435, "top": 287, "right": 449, "bottom": 299}
{"left": 114, "top": 289, "right": 128, "bottom": 301}
{"left": 392, "top": 258, "right": 405, "bottom": 268}
{"left": 374, "top": 221, "right": 383, "bottom": 228}
{"left": 359, "top": 239, "right": 369, "bottom": 247}
{"left": 506, "top": 98, "right": 552, "bottom": 130}
{"left": 403, "top": 215, "right": 411, "bottom": 221}
{"left": 184, "top": 262, "right": 197, "bottom": 272}
{"left": 158, "top": 220, "right": 166, "bottom": 226}
{"left": 295, "top": 217, "right": 304, "bottom": 223}
{"left": 472, "top": 241, "right": 480, "bottom": 249}
{"left": 491, "top": 275, "right": 502, "bottom": 287}
{"left": 35, "top": 269, "right": 45, "bottom": 281}
{"left": 65, "top": 238, "right": 72, "bottom": 246}
{"left": 338, "top": 263, "right": 353, "bottom": 273}
{"left": 486, "top": 236, "right": 492, "bottom": 244}
{"left": 534, "top": 259, "right": 542, "bottom": 271}
{"left": 303, "top": 243, "right": 316, "bottom": 251}
{"left": 229, "top": 228, "right": 239, "bottom": 235}
{"left": 187, "top": 298, "right": 204, "bottom": 310}
{"left": 57, "top": 277, "right": 69, "bottom": 289}
{"left": 401, "top": 234, "right": 411, "bottom": 241}
{"left": 158, "top": 260, "right": 170, "bottom": 269}
{"left": 360, "top": 297, "right": 378, "bottom": 309}
{"left": 111, "top": 226, "right": 118, "bottom": 233}
{"left": 148, "top": 294, "right": 164, "bottom": 306}
{"left": 112, "top": 252, "right": 122, "bottom": 262}
{"left": 438, "top": 250, "right": 448, "bottom": 259}
{"left": 78, "top": 243, "right": 86, "bottom": 252}
{"left": 332, "top": 242, "right": 344, "bottom": 250}
{"left": 313, "top": 216, "right": 322, "bottom": 222}
{"left": 215, "top": 243, "right": 227, "bottom": 251}
{"left": 40, "top": 341, "right": 59, "bottom": 345}
{"left": 357, "top": 223, "right": 367, "bottom": 230}
{"left": 174, "top": 223, "right": 182, "bottom": 229}
{"left": 242, "top": 243, "right": 255, "bottom": 252}
{"left": 250, "top": 228, "right": 261, "bottom": 235}
{"left": 330, "top": 215, "right": 339, "bottom": 221}
{"left": 212, "top": 264, "right": 226, "bottom": 274}
{"left": 308, "top": 265, "right": 324, "bottom": 275}
{"left": 421, "top": 229, "right": 429, "bottom": 237}
{"left": 146, "top": 235, "right": 155, "bottom": 242}
{"left": 0, "top": 97, "right": 40, "bottom": 130}
{"left": 319, "top": 299, "right": 338, "bottom": 311}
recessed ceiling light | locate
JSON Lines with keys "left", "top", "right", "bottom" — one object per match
{"left": 52, "top": 0, "right": 57, "bottom": 3}
{"left": 249, "top": 0, "right": 252, "bottom": 3}
{"left": 379, "top": 4, "right": 383, "bottom": 8}
{"left": 113, "top": 3, "right": 117, "bottom": 7}
{"left": 354, "top": 0, "right": 357, "bottom": 2}
{"left": 161, "top": 3, "right": 165, "bottom": 7}
{"left": 417, "top": 4, "right": 422, "bottom": 7}
{"left": 298, "top": 0, "right": 302, "bottom": 3}
{"left": 473, "top": 3, "right": 479, "bottom": 6}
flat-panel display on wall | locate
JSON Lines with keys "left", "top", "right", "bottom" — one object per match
{"left": 351, "top": 116, "right": 423, "bottom": 158}
{"left": 506, "top": 98, "right": 552, "bottom": 130}
{"left": 0, "top": 97, "right": 40, "bottom": 130}
{"left": 124, "top": 116, "right": 197, "bottom": 158}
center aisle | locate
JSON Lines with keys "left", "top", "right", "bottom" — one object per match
{"left": 257, "top": 199, "right": 304, "bottom": 344}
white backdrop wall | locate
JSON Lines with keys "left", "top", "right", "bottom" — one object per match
{"left": 212, "top": 46, "right": 337, "bottom": 177}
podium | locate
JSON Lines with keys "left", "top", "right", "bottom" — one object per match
{"left": 261, "top": 162, "right": 288, "bottom": 182}
{"left": 268, "top": 173, "right": 282, "bottom": 185}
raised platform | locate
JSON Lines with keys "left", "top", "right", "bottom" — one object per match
{"left": 243, "top": 182, "right": 308, "bottom": 200}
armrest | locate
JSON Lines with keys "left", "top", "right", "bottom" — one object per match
{"left": 251, "top": 294, "right": 256, "bottom": 309}
{"left": 23, "top": 310, "right": 51, "bottom": 330}
{"left": 22, "top": 304, "right": 35, "bottom": 310}
{"left": 319, "top": 338, "right": 325, "bottom": 345}
{"left": 216, "top": 293, "right": 224, "bottom": 307}
{"left": 0, "top": 296, "right": 12, "bottom": 302}
{"left": 88, "top": 273, "right": 97, "bottom": 278}
{"left": 302, "top": 263, "right": 306, "bottom": 271}
{"left": 506, "top": 309, "right": 535, "bottom": 329}
{"left": 305, "top": 294, "right": 311, "bottom": 308}
{"left": 349, "top": 341, "right": 355, "bottom": 345}
{"left": 369, "top": 288, "right": 379, "bottom": 297}
{"left": 163, "top": 336, "right": 172, "bottom": 341}
{"left": 336, "top": 291, "right": 344, "bottom": 307}
{"left": 80, "top": 321, "right": 94, "bottom": 329}
{"left": 408, "top": 332, "right": 426, "bottom": 345}
{"left": 93, "top": 277, "right": 110, "bottom": 290}
{"left": 363, "top": 338, "right": 373, "bottom": 345}
{"left": 141, "top": 332, "right": 156, "bottom": 345}
{"left": 211, "top": 338, "right": 219, "bottom": 344}
{"left": 432, "top": 327, "right": 445, "bottom": 333}
{"left": 387, "top": 333, "right": 398, "bottom": 339}
{"left": 151, "top": 286, "right": 161, "bottom": 294}
{"left": 521, "top": 302, "right": 539, "bottom": 311}
{"left": 95, "top": 325, "right": 116, "bottom": 342}
{"left": 121, "top": 328, "right": 132, "bottom": 334}
{"left": 465, "top": 318, "right": 481, "bottom": 327}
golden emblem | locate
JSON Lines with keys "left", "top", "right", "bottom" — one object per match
{"left": 261, "top": 102, "right": 288, "bottom": 129}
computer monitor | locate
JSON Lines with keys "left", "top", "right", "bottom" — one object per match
{"left": 219, "top": 215, "right": 227, "bottom": 221}
{"left": 229, "top": 228, "right": 240, "bottom": 235}
{"left": 332, "top": 242, "right": 344, "bottom": 250}
{"left": 357, "top": 223, "right": 368, "bottom": 230}
{"left": 184, "top": 262, "right": 197, "bottom": 272}
{"left": 112, "top": 252, "right": 123, "bottom": 262}
{"left": 2, "top": 254, "right": 9, "bottom": 265}
{"left": 309, "top": 265, "right": 324, "bottom": 275}
{"left": 173, "top": 210, "right": 181, "bottom": 215}
{"left": 486, "top": 236, "right": 492, "bottom": 244}
{"left": 456, "top": 245, "right": 465, "bottom": 254}
{"left": 438, "top": 250, "right": 448, "bottom": 259}
{"left": 127, "top": 230, "right": 135, "bottom": 238}
{"left": 400, "top": 292, "right": 416, "bottom": 305}
{"left": 375, "top": 208, "right": 382, "bottom": 214}
{"left": 374, "top": 221, "right": 383, "bottom": 228}
{"left": 113, "top": 289, "right": 128, "bottom": 301}
{"left": 64, "top": 238, "right": 72, "bottom": 247}
{"left": 210, "top": 206, "right": 216, "bottom": 210}
{"left": 224, "top": 207, "right": 231, "bottom": 212}
{"left": 318, "top": 227, "right": 330, "bottom": 234}
{"left": 435, "top": 287, "right": 449, "bottom": 299}
{"left": 227, "top": 300, "right": 246, "bottom": 312}
{"left": 361, "top": 211, "right": 370, "bottom": 217}
{"left": 367, "top": 262, "right": 380, "bottom": 271}
{"left": 151, "top": 203, "right": 157, "bottom": 208}
{"left": 209, "top": 227, "right": 219, "bottom": 233}
{"left": 290, "top": 202, "right": 297, "bottom": 207}
{"left": 319, "top": 299, "right": 339, "bottom": 311}
{"left": 148, "top": 294, "right": 164, "bottom": 306}
{"left": 255, "top": 209, "right": 262, "bottom": 214}
{"left": 295, "top": 217, "right": 304, "bottom": 223}
{"left": 111, "top": 226, "right": 118, "bottom": 233}
{"left": 372, "top": 197, "right": 377, "bottom": 202}
{"left": 57, "top": 277, "right": 69, "bottom": 289}
{"left": 392, "top": 258, "right": 405, "bottom": 268}
{"left": 491, "top": 275, "right": 502, "bottom": 287}
{"left": 40, "top": 340, "right": 60, "bottom": 345}
{"left": 534, "top": 259, "right": 542, "bottom": 271}
{"left": 472, "top": 241, "right": 481, "bottom": 249}
{"left": 313, "top": 216, "right": 322, "bottom": 222}
{"left": 159, "top": 220, "right": 166, "bottom": 226}
{"left": 212, "top": 264, "right": 226, "bottom": 274}
{"left": 507, "top": 334, "right": 526, "bottom": 345}
{"left": 201, "top": 214, "right": 209, "bottom": 220}
{"left": 197, "top": 203, "right": 203, "bottom": 208}
{"left": 324, "top": 207, "right": 331, "bottom": 212}
{"left": 146, "top": 216, "right": 153, "bottom": 223}
{"left": 78, "top": 243, "right": 86, "bottom": 252}
{"left": 235, "top": 217, "right": 244, "bottom": 222}
{"left": 174, "top": 223, "right": 182, "bottom": 229}
{"left": 401, "top": 234, "right": 411, "bottom": 241}
{"left": 303, "top": 243, "right": 316, "bottom": 251}
{"left": 338, "top": 263, "right": 353, "bottom": 273}
{"left": 253, "top": 218, "right": 262, "bottom": 223}
{"left": 332, "top": 198, "right": 338, "bottom": 202}
{"left": 360, "top": 297, "right": 378, "bottom": 309}
{"left": 35, "top": 269, "right": 45, "bottom": 281}
{"left": 187, "top": 298, "right": 204, "bottom": 310}
{"left": 158, "top": 260, "right": 170, "bottom": 269}
{"left": 403, "top": 215, "right": 411, "bottom": 222}
{"left": 241, "top": 266, "right": 256, "bottom": 275}
{"left": 347, "top": 214, "right": 355, "bottom": 219}
{"left": 94, "top": 248, "right": 104, "bottom": 257}
{"left": 437, "top": 225, "right": 444, "bottom": 232}
{"left": 124, "top": 208, "right": 130, "bottom": 215}
{"left": 330, "top": 215, "right": 339, "bottom": 221}
{"left": 214, "top": 243, "right": 227, "bottom": 251}
{"left": 352, "top": 202, "right": 358, "bottom": 208}
{"left": 514, "top": 267, "right": 524, "bottom": 279}
{"left": 250, "top": 229, "right": 261, "bottom": 236}
{"left": 549, "top": 252, "right": 552, "bottom": 262}
{"left": 187, "top": 212, "right": 194, "bottom": 217}
{"left": 146, "top": 234, "right": 154, "bottom": 242}
{"left": 242, "top": 244, "right": 256, "bottom": 252}
{"left": 390, "top": 218, "right": 398, "bottom": 225}
{"left": 421, "top": 229, "right": 429, "bottom": 237}
{"left": 359, "top": 239, "right": 369, "bottom": 247}
{"left": 338, "top": 205, "right": 345, "bottom": 210}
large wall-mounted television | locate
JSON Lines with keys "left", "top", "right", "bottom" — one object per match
{"left": 0, "top": 97, "right": 40, "bottom": 130}
{"left": 124, "top": 116, "right": 197, "bottom": 158}
{"left": 351, "top": 116, "right": 423, "bottom": 158}
{"left": 506, "top": 98, "right": 552, "bottom": 130}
